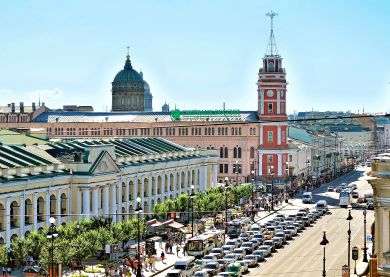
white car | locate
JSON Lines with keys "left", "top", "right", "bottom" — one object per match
{"left": 202, "top": 254, "right": 218, "bottom": 263}
{"left": 258, "top": 245, "right": 271, "bottom": 257}
{"left": 237, "top": 260, "right": 249, "bottom": 273}
{"left": 224, "top": 253, "right": 238, "bottom": 263}
{"left": 243, "top": 255, "right": 258, "bottom": 267}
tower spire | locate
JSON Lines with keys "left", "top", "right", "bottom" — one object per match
{"left": 265, "top": 11, "right": 279, "bottom": 56}
{"left": 124, "top": 46, "right": 132, "bottom": 69}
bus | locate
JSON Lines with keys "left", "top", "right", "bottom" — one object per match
{"left": 186, "top": 231, "right": 224, "bottom": 257}
{"left": 226, "top": 218, "right": 251, "bottom": 238}
{"left": 339, "top": 190, "right": 352, "bottom": 208}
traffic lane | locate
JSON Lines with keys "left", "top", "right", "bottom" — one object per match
{"left": 247, "top": 204, "right": 375, "bottom": 276}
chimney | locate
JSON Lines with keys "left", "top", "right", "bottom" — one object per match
{"left": 20, "top": 102, "right": 24, "bottom": 113}
{"left": 32, "top": 102, "right": 36, "bottom": 112}
{"left": 11, "top": 103, "right": 15, "bottom": 113}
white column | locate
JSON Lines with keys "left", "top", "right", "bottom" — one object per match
{"left": 92, "top": 188, "right": 99, "bottom": 217}
{"left": 111, "top": 184, "right": 117, "bottom": 224}
{"left": 5, "top": 198, "right": 11, "bottom": 247}
{"left": 77, "top": 189, "right": 82, "bottom": 221}
{"left": 200, "top": 165, "right": 207, "bottom": 191}
{"left": 184, "top": 171, "right": 188, "bottom": 193}
{"left": 103, "top": 185, "right": 109, "bottom": 217}
{"left": 277, "top": 126, "right": 281, "bottom": 145}
{"left": 277, "top": 154, "right": 282, "bottom": 176}
{"left": 126, "top": 180, "right": 130, "bottom": 221}
{"left": 258, "top": 153, "right": 263, "bottom": 176}
{"left": 33, "top": 193, "right": 38, "bottom": 231}
{"left": 117, "top": 180, "right": 123, "bottom": 223}
{"left": 173, "top": 172, "right": 177, "bottom": 197}
{"left": 260, "top": 90, "right": 264, "bottom": 114}
{"left": 141, "top": 177, "right": 145, "bottom": 209}
{"left": 195, "top": 167, "right": 199, "bottom": 189}
{"left": 161, "top": 174, "right": 165, "bottom": 201}
{"left": 56, "top": 190, "right": 61, "bottom": 225}
{"left": 167, "top": 173, "right": 171, "bottom": 199}
{"left": 259, "top": 126, "right": 263, "bottom": 145}
{"left": 213, "top": 165, "right": 217, "bottom": 188}
{"left": 177, "top": 171, "right": 183, "bottom": 194}
{"left": 148, "top": 176, "right": 153, "bottom": 216}
{"left": 67, "top": 186, "right": 71, "bottom": 224}
{"left": 46, "top": 191, "right": 50, "bottom": 225}
{"left": 20, "top": 195, "right": 25, "bottom": 237}
{"left": 189, "top": 168, "right": 193, "bottom": 189}
{"left": 82, "top": 188, "right": 90, "bottom": 219}
{"left": 154, "top": 176, "right": 158, "bottom": 204}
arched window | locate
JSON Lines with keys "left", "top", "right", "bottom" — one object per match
{"left": 224, "top": 147, "right": 228, "bottom": 158}
{"left": 250, "top": 147, "right": 255, "bottom": 159}
{"left": 268, "top": 62, "right": 275, "bottom": 71}
{"left": 238, "top": 147, "right": 242, "bottom": 158}
{"left": 220, "top": 147, "right": 224, "bottom": 158}
{"left": 233, "top": 147, "right": 237, "bottom": 158}
{"left": 231, "top": 127, "right": 235, "bottom": 136}
{"left": 238, "top": 128, "right": 242, "bottom": 136}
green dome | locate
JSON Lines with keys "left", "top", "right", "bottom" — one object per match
{"left": 113, "top": 55, "right": 143, "bottom": 84}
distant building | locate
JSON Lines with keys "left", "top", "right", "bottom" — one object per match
{"left": 112, "top": 52, "right": 146, "bottom": 112}
{"left": 140, "top": 72, "right": 153, "bottom": 112}
{"left": 62, "top": 105, "right": 94, "bottom": 112}
{"left": 162, "top": 103, "right": 170, "bottom": 112}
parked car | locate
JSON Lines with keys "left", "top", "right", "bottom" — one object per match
{"left": 335, "top": 186, "right": 343, "bottom": 193}
{"left": 252, "top": 249, "right": 266, "bottom": 262}
{"left": 367, "top": 201, "right": 374, "bottom": 210}
{"left": 243, "top": 255, "right": 258, "bottom": 267}
{"left": 272, "top": 237, "right": 283, "bottom": 248}
{"left": 232, "top": 248, "right": 246, "bottom": 260}
{"left": 327, "top": 186, "right": 334, "bottom": 192}
{"left": 351, "top": 191, "right": 359, "bottom": 199}
{"left": 263, "top": 240, "right": 276, "bottom": 252}
{"left": 237, "top": 260, "right": 249, "bottom": 273}
{"left": 241, "top": 242, "right": 255, "bottom": 254}
{"left": 258, "top": 245, "right": 272, "bottom": 257}
{"left": 203, "top": 262, "right": 221, "bottom": 276}
{"left": 216, "top": 259, "right": 229, "bottom": 271}
{"left": 210, "top": 248, "right": 225, "bottom": 259}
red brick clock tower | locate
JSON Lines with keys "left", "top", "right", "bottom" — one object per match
{"left": 257, "top": 11, "right": 289, "bottom": 177}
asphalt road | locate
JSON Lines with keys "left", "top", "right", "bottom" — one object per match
{"left": 247, "top": 167, "right": 375, "bottom": 277}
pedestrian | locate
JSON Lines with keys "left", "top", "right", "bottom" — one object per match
{"left": 133, "top": 258, "right": 139, "bottom": 274}
{"left": 151, "top": 255, "right": 156, "bottom": 271}
{"left": 1, "top": 267, "right": 5, "bottom": 277}
{"left": 6, "top": 267, "right": 10, "bottom": 277}
{"left": 160, "top": 251, "right": 165, "bottom": 264}
{"left": 176, "top": 243, "right": 181, "bottom": 256}
{"left": 183, "top": 244, "right": 187, "bottom": 256}
{"left": 105, "top": 266, "right": 109, "bottom": 277}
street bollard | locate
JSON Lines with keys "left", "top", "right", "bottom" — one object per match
{"left": 342, "top": 264, "right": 350, "bottom": 277}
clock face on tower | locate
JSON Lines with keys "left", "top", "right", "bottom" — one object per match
{"left": 267, "top": 90, "right": 274, "bottom": 97}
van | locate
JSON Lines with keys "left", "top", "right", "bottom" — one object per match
{"left": 302, "top": 192, "right": 313, "bottom": 204}
{"left": 316, "top": 200, "right": 328, "bottom": 215}
{"left": 173, "top": 256, "right": 196, "bottom": 277}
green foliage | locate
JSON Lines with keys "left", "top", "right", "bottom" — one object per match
{"left": 85, "top": 268, "right": 102, "bottom": 273}
{"left": 10, "top": 237, "right": 29, "bottom": 266}
{"left": 0, "top": 245, "right": 7, "bottom": 266}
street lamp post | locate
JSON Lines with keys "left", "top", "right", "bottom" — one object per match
{"left": 224, "top": 177, "right": 229, "bottom": 240}
{"left": 320, "top": 231, "right": 329, "bottom": 277}
{"left": 362, "top": 208, "right": 368, "bottom": 262}
{"left": 135, "top": 197, "right": 143, "bottom": 277}
{"left": 347, "top": 205, "right": 353, "bottom": 268}
{"left": 190, "top": 185, "right": 195, "bottom": 237}
{"left": 46, "top": 217, "right": 58, "bottom": 277}
{"left": 251, "top": 170, "right": 255, "bottom": 221}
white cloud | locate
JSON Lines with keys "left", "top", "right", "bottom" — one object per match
{"left": 28, "top": 88, "right": 63, "bottom": 101}
{"left": 0, "top": 89, "right": 12, "bottom": 95}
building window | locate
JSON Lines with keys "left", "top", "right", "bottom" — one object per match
{"left": 268, "top": 103, "right": 273, "bottom": 113}
{"left": 281, "top": 102, "right": 285, "bottom": 114}
{"left": 224, "top": 164, "right": 228, "bottom": 174}
{"left": 267, "top": 131, "right": 273, "bottom": 143}
{"left": 233, "top": 147, "right": 237, "bottom": 158}
{"left": 238, "top": 147, "right": 242, "bottom": 158}
{"left": 220, "top": 147, "right": 224, "bottom": 158}
{"left": 233, "top": 164, "right": 242, "bottom": 174}
{"left": 267, "top": 155, "right": 273, "bottom": 163}
{"left": 219, "top": 164, "right": 224, "bottom": 173}
{"left": 282, "top": 130, "right": 286, "bottom": 143}
{"left": 289, "top": 155, "right": 292, "bottom": 162}
{"left": 224, "top": 147, "right": 228, "bottom": 158}
{"left": 250, "top": 147, "right": 255, "bottom": 159}
{"left": 238, "top": 128, "right": 242, "bottom": 136}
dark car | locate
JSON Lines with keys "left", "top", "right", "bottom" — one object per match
{"left": 367, "top": 201, "right": 374, "bottom": 210}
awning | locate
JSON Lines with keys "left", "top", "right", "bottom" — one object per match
{"left": 168, "top": 221, "right": 184, "bottom": 229}
{"left": 147, "top": 219, "right": 162, "bottom": 227}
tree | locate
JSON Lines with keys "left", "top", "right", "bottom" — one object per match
{"left": 0, "top": 245, "right": 7, "bottom": 267}
{"left": 10, "top": 237, "right": 29, "bottom": 266}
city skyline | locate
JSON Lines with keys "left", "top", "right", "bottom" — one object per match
{"left": 0, "top": 0, "right": 389, "bottom": 113}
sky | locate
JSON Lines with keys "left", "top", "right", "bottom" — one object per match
{"left": 0, "top": 0, "right": 389, "bottom": 114}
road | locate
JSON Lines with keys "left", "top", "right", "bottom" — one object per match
{"left": 247, "top": 167, "right": 374, "bottom": 277}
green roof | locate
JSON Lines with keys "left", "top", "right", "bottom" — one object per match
{"left": 0, "top": 130, "right": 48, "bottom": 146}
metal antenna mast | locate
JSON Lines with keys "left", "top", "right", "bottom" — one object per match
{"left": 266, "top": 11, "right": 279, "bottom": 56}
